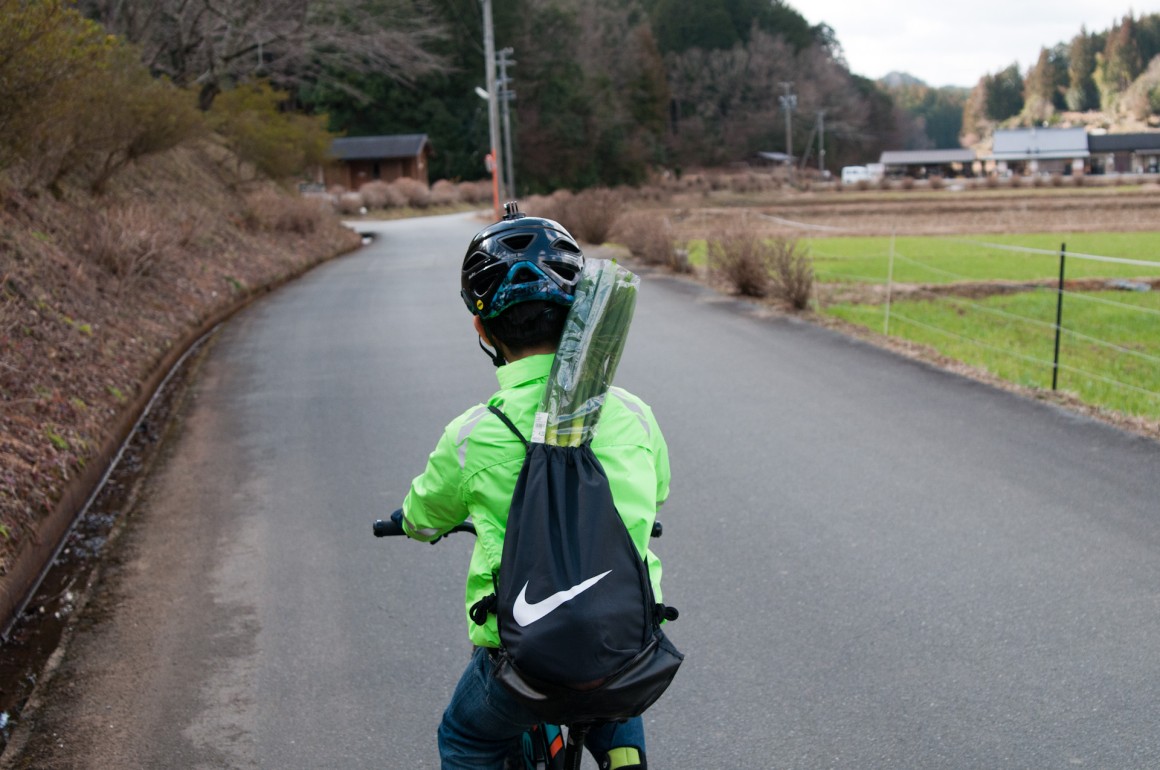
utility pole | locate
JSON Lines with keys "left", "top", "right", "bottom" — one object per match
{"left": 498, "top": 47, "right": 517, "bottom": 200}
{"left": 817, "top": 110, "right": 826, "bottom": 176}
{"left": 778, "top": 82, "right": 796, "bottom": 181}
{"left": 481, "top": 0, "right": 503, "bottom": 213}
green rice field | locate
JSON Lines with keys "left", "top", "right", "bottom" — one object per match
{"left": 811, "top": 233, "right": 1160, "bottom": 420}
{"left": 807, "top": 232, "right": 1160, "bottom": 285}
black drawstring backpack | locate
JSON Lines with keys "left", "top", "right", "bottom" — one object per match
{"left": 470, "top": 406, "right": 683, "bottom": 725}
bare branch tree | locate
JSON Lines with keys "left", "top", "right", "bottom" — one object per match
{"left": 79, "top": 0, "right": 449, "bottom": 108}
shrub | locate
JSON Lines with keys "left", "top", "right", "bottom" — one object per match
{"left": 562, "top": 187, "right": 622, "bottom": 245}
{"left": 1032, "top": 174, "right": 1046, "bottom": 188}
{"left": 709, "top": 227, "right": 770, "bottom": 297}
{"left": 709, "top": 228, "right": 814, "bottom": 306}
{"left": 0, "top": 7, "right": 203, "bottom": 193}
{"left": 1073, "top": 173, "right": 1086, "bottom": 187}
{"left": 929, "top": 175, "right": 945, "bottom": 190}
{"left": 430, "top": 179, "right": 460, "bottom": 206}
{"left": 877, "top": 176, "right": 892, "bottom": 190}
{"left": 729, "top": 172, "right": 769, "bottom": 194}
{"left": 856, "top": 179, "right": 871, "bottom": 191}
{"left": 78, "top": 47, "right": 204, "bottom": 194}
{"left": 985, "top": 175, "right": 1001, "bottom": 188}
{"left": 1051, "top": 173, "right": 1065, "bottom": 187}
{"left": 612, "top": 212, "right": 675, "bottom": 267}
{"left": 209, "top": 80, "right": 332, "bottom": 183}
{"left": 768, "top": 238, "right": 814, "bottom": 310}
{"left": 900, "top": 177, "right": 915, "bottom": 190}
{"left": 520, "top": 190, "right": 570, "bottom": 224}
{"left": 0, "top": 1, "right": 106, "bottom": 171}
{"left": 391, "top": 177, "right": 430, "bottom": 208}
{"left": 457, "top": 179, "right": 492, "bottom": 204}
{"left": 337, "top": 191, "right": 365, "bottom": 215}
{"left": 359, "top": 178, "right": 396, "bottom": 207}
{"left": 1009, "top": 174, "right": 1023, "bottom": 188}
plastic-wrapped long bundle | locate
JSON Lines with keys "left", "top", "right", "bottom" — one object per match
{"left": 532, "top": 259, "right": 639, "bottom": 447}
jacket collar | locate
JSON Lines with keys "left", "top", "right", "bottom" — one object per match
{"left": 496, "top": 353, "right": 554, "bottom": 390}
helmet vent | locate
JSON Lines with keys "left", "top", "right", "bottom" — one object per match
{"left": 551, "top": 238, "right": 581, "bottom": 254}
{"left": 463, "top": 250, "right": 491, "bottom": 273}
{"left": 501, "top": 234, "right": 535, "bottom": 251}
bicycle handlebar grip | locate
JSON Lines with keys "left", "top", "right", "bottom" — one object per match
{"left": 372, "top": 509, "right": 406, "bottom": 537}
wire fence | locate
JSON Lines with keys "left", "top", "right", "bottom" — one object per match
{"left": 814, "top": 233, "right": 1160, "bottom": 419}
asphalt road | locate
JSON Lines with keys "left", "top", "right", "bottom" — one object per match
{"left": 10, "top": 212, "right": 1160, "bottom": 769}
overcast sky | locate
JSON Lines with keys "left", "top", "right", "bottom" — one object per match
{"left": 800, "top": 1, "right": 1160, "bottom": 88}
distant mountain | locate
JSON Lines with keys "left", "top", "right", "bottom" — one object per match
{"left": 880, "top": 71, "right": 927, "bottom": 88}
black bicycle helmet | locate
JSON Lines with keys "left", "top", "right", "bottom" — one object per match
{"left": 460, "top": 202, "right": 584, "bottom": 320}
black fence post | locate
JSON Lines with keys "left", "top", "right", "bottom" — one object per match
{"left": 1052, "top": 243, "right": 1066, "bottom": 391}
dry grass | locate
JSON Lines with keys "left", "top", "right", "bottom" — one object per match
{"left": 69, "top": 204, "right": 179, "bottom": 294}
{"left": 0, "top": 142, "right": 360, "bottom": 578}
{"left": 244, "top": 189, "right": 327, "bottom": 234}
{"left": 660, "top": 185, "right": 1160, "bottom": 242}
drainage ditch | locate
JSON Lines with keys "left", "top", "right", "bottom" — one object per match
{"left": 0, "top": 333, "right": 214, "bottom": 755}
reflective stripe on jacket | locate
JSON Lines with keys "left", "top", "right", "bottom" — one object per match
{"left": 402, "top": 353, "right": 670, "bottom": 648}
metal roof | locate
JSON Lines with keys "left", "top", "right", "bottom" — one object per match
{"left": 989, "top": 127, "right": 1089, "bottom": 160}
{"left": 755, "top": 151, "right": 794, "bottom": 163}
{"left": 880, "top": 149, "right": 976, "bottom": 165}
{"left": 1088, "top": 132, "right": 1160, "bottom": 153}
{"left": 329, "top": 134, "right": 430, "bottom": 161}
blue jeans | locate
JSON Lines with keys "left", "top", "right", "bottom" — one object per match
{"left": 437, "top": 647, "right": 646, "bottom": 769}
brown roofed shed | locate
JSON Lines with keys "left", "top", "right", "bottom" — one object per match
{"left": 325, "top": 134, "right": 433, "bottom": 190}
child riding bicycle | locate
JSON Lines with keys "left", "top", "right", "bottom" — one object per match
{"left": 395, "top": 208, "right": 672, "bottom": 770}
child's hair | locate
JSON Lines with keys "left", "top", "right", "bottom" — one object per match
{"left": 482, "top": 301, "right": 568, "bottom": 357}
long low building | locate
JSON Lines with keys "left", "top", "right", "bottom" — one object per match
{"left": 875, "top": 127, "right": 1160, "bottom": 179}
{"left": 1088, "top": 132, "right": 1160, "bottom": 174}
{"left": 879, "top": 148, "right": 977, "bottom": 178}
{"left": 986, "top": 127, "right": 1089, "bottom": 176}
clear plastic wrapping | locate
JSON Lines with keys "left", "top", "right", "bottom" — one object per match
{"left": 533, "top": 259, "right": 639, "bottom": 446}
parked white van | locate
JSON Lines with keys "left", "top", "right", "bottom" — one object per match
{"left": 841, "top": 165, "right": 870, "bottom": 184}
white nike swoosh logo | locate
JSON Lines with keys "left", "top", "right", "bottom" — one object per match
{"left": 512, "top": 571, "right": 612, "bottom": 627}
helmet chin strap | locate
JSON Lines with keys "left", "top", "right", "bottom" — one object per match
{"left": 478, "top": 335, "right": 506, "bottom": 368}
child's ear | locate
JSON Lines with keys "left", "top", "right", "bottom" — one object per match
{"left": 473, "top": 315, "right": 496, "bottom": 346}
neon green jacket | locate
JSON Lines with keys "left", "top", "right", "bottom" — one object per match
{"left": 402, "top": 353, "right": 670, "bottom": 648}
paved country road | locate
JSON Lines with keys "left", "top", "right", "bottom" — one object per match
{"left": 6, "top": 212, "right": 1160, "bottom": 769}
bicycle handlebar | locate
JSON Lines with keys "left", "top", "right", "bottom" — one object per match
{"left": 373, "top": 509, "right": 478, "bottom": 538}
{"left": 373, "top": 510, "right": 663, "bottom": 539}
